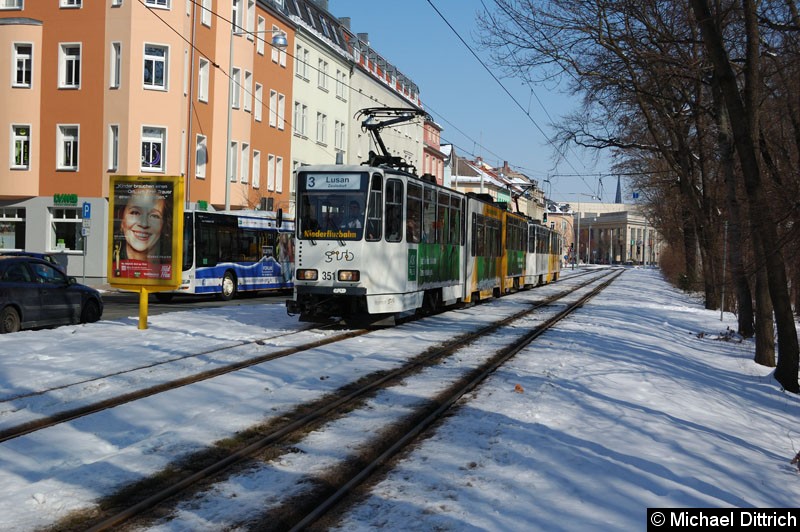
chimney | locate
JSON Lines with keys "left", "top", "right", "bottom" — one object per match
{"left": 357, "top": 32, "right": 369, "bottom": 45}
{"left": 311, "top": 0, "right": 329, "bottom": 11}
{"left": 339, "top": 16, "right": 351, "bottom": 30}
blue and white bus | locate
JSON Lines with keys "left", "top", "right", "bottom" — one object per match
{"left": 155, "top": 210, "right": 294, "bottom": 302}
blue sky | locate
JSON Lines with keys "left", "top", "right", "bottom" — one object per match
{"left": 330, "top": 0, "right": 617, "bottom": 203}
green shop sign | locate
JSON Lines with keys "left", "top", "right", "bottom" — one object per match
{"left": 53, "top": 193, "right": 78, "bottom": 206}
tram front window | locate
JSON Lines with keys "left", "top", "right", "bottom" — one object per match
{"left": 297, "top": 170, "right": 370, "bottom": 241}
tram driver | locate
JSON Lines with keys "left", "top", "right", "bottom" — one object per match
{"left": 342, "top": 200, "right": 363, "bottom": 229}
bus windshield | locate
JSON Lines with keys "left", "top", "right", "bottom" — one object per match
{"left": 297, "top": 170, "right": 370, "bottom": 240}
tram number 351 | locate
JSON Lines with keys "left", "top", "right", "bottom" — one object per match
{"left": 321, "top": 271, "right": 336, "bottom": 281}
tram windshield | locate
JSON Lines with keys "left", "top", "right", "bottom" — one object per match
{"left": 296, "top": 170, "right": 370, "bottom": 240}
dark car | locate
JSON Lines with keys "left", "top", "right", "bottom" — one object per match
{"left": 0, "top": 255, "right": 103, "bottom": 333}
{"left": 0, "top": 251, "right": 65, "bottom": 272}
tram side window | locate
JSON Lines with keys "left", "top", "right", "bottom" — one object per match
{"left": 491, "top": 219, "right": 501, "bottom": 257}
{"left": 422, "top": 186, "right": 436, "bottom": 243}
{"left": 385, "top": 179, "right": 403, "bottom": 242}
{"left": 450, "top": 196, "right": 461, "bottom": 245}
{"left": 366, "top": 174, "right": 383, "bottom": 241}
{"left": 528, "top": 224, "right": 535, "bottom": 253}
{"left": 474, "top": 213, "right": 485, "bottom": 257}
{"left": 406, "top": 182, "right": 422, "bottom": 243}
{"left": 437, "top": 191, "right": 449, "bottom": 244}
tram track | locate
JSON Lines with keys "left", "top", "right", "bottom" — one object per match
{"left": 0, "top": 324, "right": 365, "bottom": 444}
{"left": 57, "top": 268, "right": 621, "bottom": 532}
{"left": 0, "top": 269, "right": 595, "bottom": 445}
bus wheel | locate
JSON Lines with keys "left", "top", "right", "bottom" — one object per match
{"left": 220, "top": 272, "right": 237, "bottom": 301}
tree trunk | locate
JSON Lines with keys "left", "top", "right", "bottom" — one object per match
{"left": 690, "top": 0, "right": 799, "bottom": 392}
{"left": 713, "top": 76, "right": 755, "bottom": 336}
{"left": 753, "top": 238, "right": 776, "bottom": 367}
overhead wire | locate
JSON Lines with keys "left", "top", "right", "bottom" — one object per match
{"left": 143, "top": 0, "right": 616, "bottom": 192}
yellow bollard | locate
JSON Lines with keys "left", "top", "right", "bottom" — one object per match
{"left": 138, "top": 287, "right": 149, "bottom": 330}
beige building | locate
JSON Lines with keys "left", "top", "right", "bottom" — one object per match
{"left": 548, "top": 202, "right": 662, "bottom": 265}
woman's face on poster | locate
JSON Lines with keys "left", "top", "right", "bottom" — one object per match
{"left": 121, "top": 187, "right": 165, "bottom": 256}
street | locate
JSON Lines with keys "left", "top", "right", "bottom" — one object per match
{"left": 100, "top": 289, "right": 292, "bottom": 321}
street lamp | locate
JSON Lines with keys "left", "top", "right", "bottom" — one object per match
{"left": 575, "top": 194, "right": 599, "bottom": 266}
{"left": 225, "top": 27, "right": 288, "bottom": 211}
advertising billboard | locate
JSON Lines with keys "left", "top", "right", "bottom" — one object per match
{"left": 108, "top": 175, "right": 184, "bottom": 289}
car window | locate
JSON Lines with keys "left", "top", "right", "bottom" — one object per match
{"left": 31, "top": 262, "right": 65, "bottom": 284}
{"left": 2, "top": 263, "right": 33, "bottom": 283}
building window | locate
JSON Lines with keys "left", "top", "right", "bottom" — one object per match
{"left": 228, "top": 141, "right": 238, "bottom": 182}
{"left": 252, "top": 150, "right": 261, "bottom": 188}
{"left": 112, "top": 0, "right": 122, "bottom": 6}
{"left": 231, "top": 67, "right": 241, "bottom": 109}
{"left": 240, "top": 143, "right": 249, "bottom": 183}
{"left": 141, "top": 126, "right": 165, "bottom": 172}
{"left": 0, "top": 1, "right": 23, "bottom": 10}
{"left": 59, "top": 44, "right": 81, "bottom": 88}
{"left": 200, "top": 0, "right": 211, "bottom": 26}
{"left": 256, "top": 16, "right": 265, "bottom": 55}
{"left": 334, "top": 120, "right": 345, "bottom": 152}
{"left": 293, "top": 102, "right": 307, "bottom": 137}
{"left": 336, "top": 69, "right": 347, "bottom": 100}
{"left": 295, "top": 44, "right": 309, "bottom": 79}
{"left": 246, "top": 0, "right": 255, "bottom": 35}
{"left": 0, "top": 208, "right": 25, "bottom": 250}
{"left": 269, "top": 90, "right": 277, "bottom": 127}
{"left": 317, "top": 59, "right": 328, "bottom": 90}
{"left": 243, "top": 71, "right": 252, "bottom": 112}
{"left": 277, "top": 93, "right": 285, "bottom": 130}
{"left": 254, "top": 83, "right": 263, "bottom": 121}
{"left": 60, "top": 0, "right": 81, "bottom": 7}
{"left": 143, "top": 44, "right": 167, "bottom": 90}
{"left": 275, "top": 26, "right": 286, "bottom": 67}
{"left": 108, "top": 124, "right": 118, "bottom": 171}
{"left": 231, "top": 0, "right": 242, "bottom": 30}
{"left": 275, "top": 156, "right": 283, "bottom": 192}
{"left": 11, "top": 125, "right": 30, "bottom": 169}
{"left": 110, "top": 42, "right": 121, "bottom": 88}
{"left": 13, "top": 43, "right": 32, "bottom": 88}
{"left": 51, "top": 208, "right": 83, "bottom": 252}
{"left": 195, "top": 134, "right": 207, "bottom": 178}
{"left": 198, "top": 57, "right": 209, "bottom": 102}
{"left": 144, "top": 0, "right": 169, "bottom": 7}
{"left": 267, "top": 153, "right": 275, "bottom": 190}
{"left": 316, "top": 112, "right": 327, "bottom": 145}
{"left": 57, "top": 125, "right": 79, "bottom": 170}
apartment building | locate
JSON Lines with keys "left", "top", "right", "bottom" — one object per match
{"left": 0, "top": 0, "right": 432, "bottom": 284}
{"left": 0, "top": 0, "right": 294, "bottom": 283}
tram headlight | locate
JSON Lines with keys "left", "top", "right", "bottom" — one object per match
{"left": 338, "top": 270, "right": 360, "bottom": 282}
{"left": 295, "top": 269, "right": 318, "bottom": 281}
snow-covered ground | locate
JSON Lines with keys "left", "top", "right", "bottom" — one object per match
{"left": 0, "top": 267, "right": 797, "bottom": 531}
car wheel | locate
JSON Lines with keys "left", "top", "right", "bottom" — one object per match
{"left": 219, "top": 271, "right": 237, "bottom": 301}
{"left": 81, "top": 299, "right": 101, "bottom": 324}
{"left": 0, "top": 306, "right": 21, "bottom": 333}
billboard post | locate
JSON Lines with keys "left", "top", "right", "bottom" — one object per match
{"left": 107, "top": 175, "right": 184, "bottom": 329}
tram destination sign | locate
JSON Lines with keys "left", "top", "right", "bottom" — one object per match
{"left": 304, "top": 173, "right": 362, "bottom": 191}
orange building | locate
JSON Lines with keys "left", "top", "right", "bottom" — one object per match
{"left": 0, "top": 0, "right": 294, "bottom": 283}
